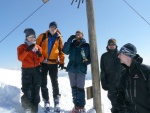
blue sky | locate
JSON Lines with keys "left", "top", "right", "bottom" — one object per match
{"left": 0, "top": 0, "right": 150, "bottom": 69}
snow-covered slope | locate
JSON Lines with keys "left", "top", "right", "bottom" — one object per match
{"left": 0, "top": 68, "right": 111, "bottom": 113}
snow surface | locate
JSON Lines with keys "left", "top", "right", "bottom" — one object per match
{"left": 0, "top": 68, "right": 111, "bottom": 113}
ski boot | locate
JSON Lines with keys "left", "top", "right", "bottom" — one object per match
{"left": 54, "top": 95, "right": 61, "bottom": 112}
{"left": 44, "top": 100, "right": 50, "bottom": 113}
{"left": 72, "top": 106, "right": 86, "bottom": 113}
{"left": 24, "top": 108, "right": 32, "bottom": 113}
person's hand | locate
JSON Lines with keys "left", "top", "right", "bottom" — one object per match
{"left": 26, "top": 44, "right": 35, "bottom": 52}
{"left": 101, "top": 83, "right": 109, "bottom": 91}
{"left": 36, "top": 51, "right": 42, "bottom": 57}
{"left": 58, "top": 64, "right": 64, "bottom": 70}
{"left": 83, "top": 58, "right": 88, "bottom": 63}
{"left": 68, "top": 35, "right": 76, "bottom": 41}
{"left": 32, "top": 46, "right": 38, "bottom": 52}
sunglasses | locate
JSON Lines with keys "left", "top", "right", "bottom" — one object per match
{"left": 109, "top": 44, "right": 116, "bottom": 46}
{"left": 28, "top": 35, "right": 35, "bottom": 38}
{"left": 50, "top": 26, "right": 57, "bottom": 29}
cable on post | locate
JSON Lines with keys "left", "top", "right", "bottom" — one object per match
{"left": 71, "top": 0, "right": 84, "bottom": 8}
{"left": 0, "top": 1, "right": 49, "bottom": 44}
{"left": 123, "top": 0, "right": 150, "bottom": 26}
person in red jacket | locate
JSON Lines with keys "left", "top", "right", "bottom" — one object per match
{"left": 17, "top": 28, "right": 44, "bottom": 113}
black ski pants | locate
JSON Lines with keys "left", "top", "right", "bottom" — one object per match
{"left": 108, "top": 85, "right": 118, "bottom": 108}
{"left": 41, "top": 63, "right": 59, "bottom": 101}
{"left": 21, "top": 66, "right": 41, "bottom": 113}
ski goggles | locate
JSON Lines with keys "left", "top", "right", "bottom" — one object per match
{"left": 27, "top": 35, "right": 36, "bottom": 38}
{"left": 119, "top": 47, "right": 136, "bottom": 58}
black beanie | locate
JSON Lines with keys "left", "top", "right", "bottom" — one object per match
{"left": 24, "top": 28, "right": 35, "bottom": 37}
{"left": 49, "top": 21, "right": 57, "bottom": 28}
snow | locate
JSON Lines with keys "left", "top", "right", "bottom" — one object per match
{"left": 0, "top": 68, "right": 111, "bottom": 113}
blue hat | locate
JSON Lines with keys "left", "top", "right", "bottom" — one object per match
{"left": 49, "top": 21, "right": 57, "bottom": 28}
{"left": 119, "top": 43, "right": 137, "bottom": 58}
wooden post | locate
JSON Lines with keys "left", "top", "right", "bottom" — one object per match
{"left": 86, "top": 0, "right": 102, "bottom": 113}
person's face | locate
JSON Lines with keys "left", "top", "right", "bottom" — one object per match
{"left": 118, "top": 53, "right": 128, "bottom": 64}
{"left": 75, "top": 32, "right": 83, "bottom": 40}
{"left": 49, "top": 25, "right": 57, "bottom": 35}
{"left": 108, "top": 44, "right": 116, "bottom": 50}
{"left": 27, "top": 35, "right": 36, "bottom": 42}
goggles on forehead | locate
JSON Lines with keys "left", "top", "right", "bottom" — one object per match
{"left": 119, "top": 47, "right": 136, "bottom": 57}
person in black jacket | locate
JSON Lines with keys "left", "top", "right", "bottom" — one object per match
{"left": 112, "top": 43, "right": 150, "bottom": 113}
{"left": 100, "top": 38, "right": 124, "bottom": 112}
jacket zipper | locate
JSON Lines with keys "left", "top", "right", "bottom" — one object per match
{"left": 135, "top": 105, "right": 137, "bottom": 112}
{"left": 32, "top": 52, "right": 35, "bottom": 67}
{"left": 129, "top": 77, "right": 133, "bottom": 103}
{"left": 126, "top": 80, "right": 129, "bottom": 97}
{"left": 134, "top": 80, "right": 136, "bottom": 97}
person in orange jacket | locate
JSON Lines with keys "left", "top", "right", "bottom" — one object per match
{"left": 36, "top": 21, "right": 65, "bottom": 112}
{"left": 17, "top": 28, "right": 44, "bottom": 113}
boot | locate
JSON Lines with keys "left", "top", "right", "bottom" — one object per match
{"left": 77, "top": 106, "right": 86, "bottom": 113}
{"left": 72, "top": 106, "right": 86, "bottom": 113}
{"left": 24, "top": 108, "right": 32, "bottom": 113}
{"left": 54, "top": 94, "right": 61, "bottom": 112}
{"left": 43, "top": 100, "right": 50, "bottom": 112}
{"left": 72, "top": 86, "right": 77, "bottom": 105}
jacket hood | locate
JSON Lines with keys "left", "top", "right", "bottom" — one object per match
{"left": 73, "top": 38, "right": 86, "bottom": 46}
{"left": 45, "top": 29, "right": 62, "bottom": 38}
{"left": 134, "top": 54, "right": 143, "bottom": 64}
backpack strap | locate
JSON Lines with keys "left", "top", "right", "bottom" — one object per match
{"left": 39, "top": 33, "right": 46, "bottom": 46}
{"left": 57, "top": 36, "right": 62, "bottom": 55}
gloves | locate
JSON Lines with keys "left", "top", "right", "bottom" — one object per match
{"left": 26, "top": 44, "right": 35, "bottom": 52}
{"left": 58, "top": 64, "right": 64, "bottom": 70}
{"left": 68, "top": 35, "right": 76, "bottom": 41}
{"left": 36, "top": 51, "right": 42, "bottom": 57}
{"left": 102, "top": 85, "right": 108, "bottom": 91}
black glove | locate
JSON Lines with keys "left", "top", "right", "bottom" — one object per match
{"left": 58, "top": 64, "right": 64, "bottom": 70}
{"left": 36, "top": 51, "right": 42, "bottom": 57}
{"left": 26, "top": 44, "right": 35, "bottom": 52}
{"left": 68, "top": 35, "right": 76, "bottom": 41}
{"left": 101, "top": 82, "right": 108, "bottom": 91}
{"left": 102, "top": 84, "right": 109, "bottom": 91}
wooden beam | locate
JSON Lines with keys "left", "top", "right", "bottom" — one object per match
{"left": 85, "top": 0, "right": 102, "bottom": 112}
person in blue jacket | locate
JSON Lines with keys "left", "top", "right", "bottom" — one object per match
{"left": 63, "top": 30, "right": 91, "bottom": 112}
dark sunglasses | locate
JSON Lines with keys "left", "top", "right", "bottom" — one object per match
{"left": 50, "top": 26, "right": 57, "bottom": 29}
{"left": 109, "top": 44, "right": 116, "bottom": 46}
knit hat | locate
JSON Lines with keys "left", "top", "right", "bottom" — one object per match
{"left": 119, "top": 43, "right": 137, "bottom": 58}
{"left": 49, "top": 21, "right": 57, "bottom": 28}
{"left": 24, "top": 28, "right": 35, "bottom": 37}
{"left": 107, "top": 38, "right": 116, "bottom": 46}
